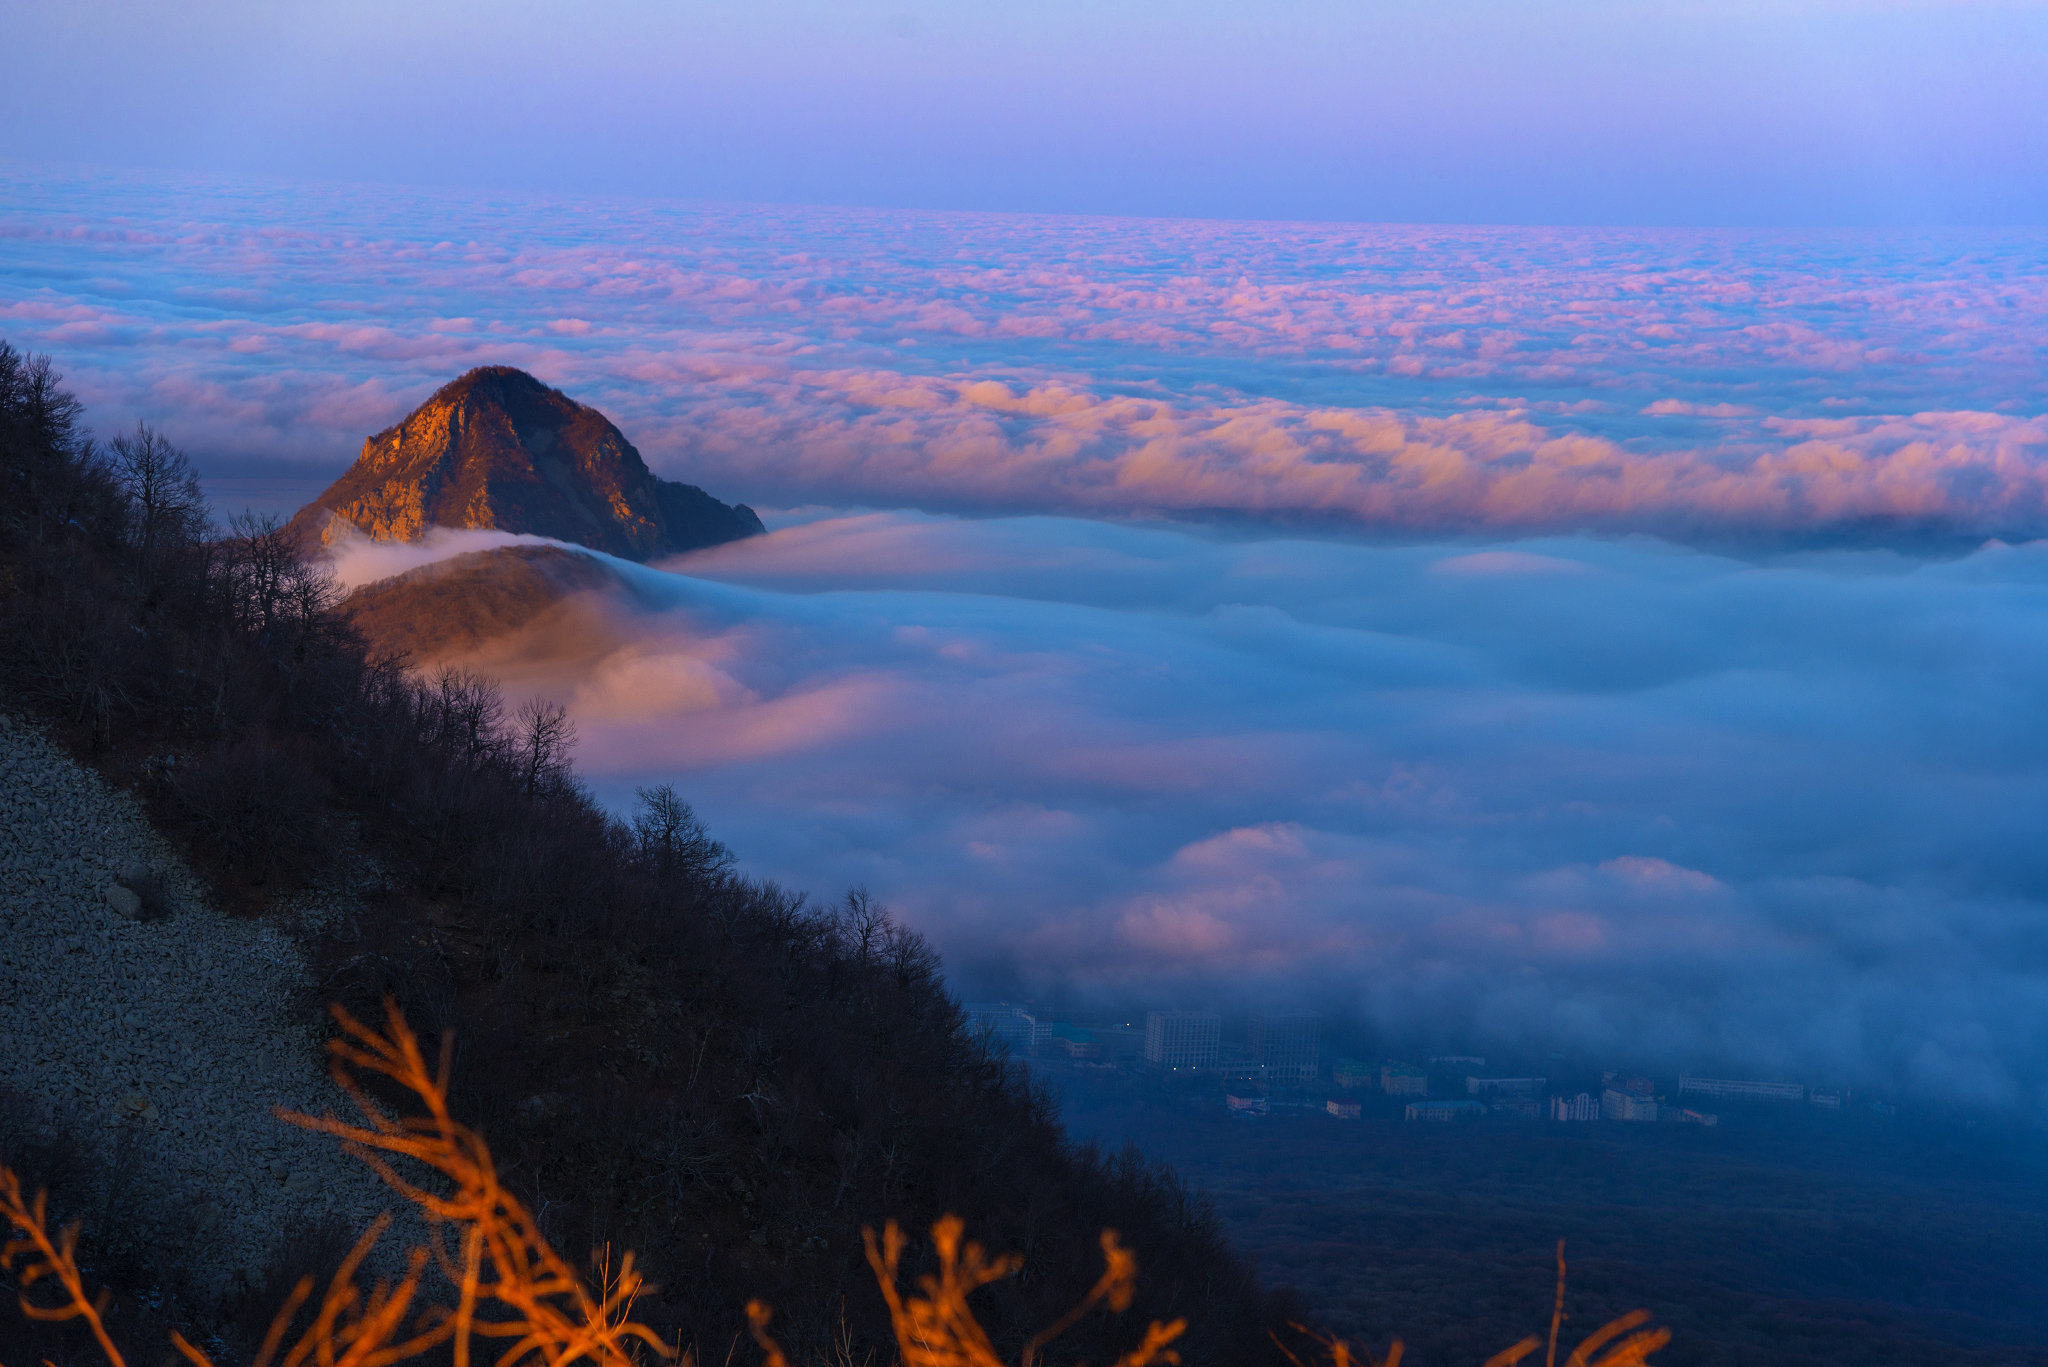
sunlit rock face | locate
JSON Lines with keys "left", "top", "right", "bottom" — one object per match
{"left": 287, "top": 367, "right": 763, "bottom": 560}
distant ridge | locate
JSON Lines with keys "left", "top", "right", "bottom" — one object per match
{"left": 286, "top": 367, "right": 763, "bottom": 561}
{"left": 340, "top": 544, "right": 635, "bottom": 663}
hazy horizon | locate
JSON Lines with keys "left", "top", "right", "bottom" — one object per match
{"left": 8, "top": 1, "right": 2046, "bottom": 227}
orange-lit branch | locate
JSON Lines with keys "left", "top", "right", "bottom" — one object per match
{"left": 1274, "top": 1236, "right": 1667, "bottom": 1367}
{"left": 1271, "top": 1321, "right": 1400, "bottom": 1367}
{"left": 0, "top": 1165, "right": 129, "bottom": 1367}
{"left": 276, "top": 999, "right": 673, "bottom": 1367}
{"left": 788, "top": 1215, "right": 1185, "bottom": 1367}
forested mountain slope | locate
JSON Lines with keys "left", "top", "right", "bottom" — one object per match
{"left": 0, "top": 342, "right": 1290, "bottom": 1367}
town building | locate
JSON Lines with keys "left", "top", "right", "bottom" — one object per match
{"left": 1467, "top": 1076, "right": 1545, "bottom": 1098}
{"left": 1381, "top": 1062, "right": 1427, "bottom": 1096}
{"left": 1332, "top": 1058, "right": 1375, "bottom": 1089}
{"left": 1488, "top": 1098, "right": 1540, "bottom": 1119}
{"left": 1602, "top": 1072, "right": 1655, "bottom": 1097}
{"left": 1325, "top": 1097, "right": 1361, "bottom": 1120}
{"left": 1678, "top": 1109, "right": 1718, "bottom": 1126}
{"left": 1226, "top": 1093, "right": 1268, "bottom": 1115}
{"left": 964, "top": 1002, "right": 1040, "bottom": 1054}
{"left": 1678, "top": 1076, "right": 1805, "bottom": 1103}
{"left": 1430, "top": 1055, "right": 1486, "bottom": 1067}
{"left": 1092, "top": 1028, "right": 1145, "bottom": 1061}
{"left": 1808, "top": 1089, "right": 1843, "bottom": 1110}
{"left": 1045, "top": 1025, "right": 1101, "bottom": 1060}
{"left": 1601, "top": 1088, "right": 1660, "bottom": 1122}
{"left": 1250, "top": 1013, "right": 1321, "bottom": 1083}
{"left": 1143, "top": 1011, "right": 1221, "bottom": 1072}
{"left": 1405, "top": 1099, "right": 1486, "bottom": 1122}
{"left": 1550, "top": 1092, "right": 1598, "bottom": 1121}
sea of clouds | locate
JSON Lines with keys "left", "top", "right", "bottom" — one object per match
{"left": 7, "top": 167, "right": 2048, "bottom": 1109}
{"left": 328, "top": 518, "right": 2048, "bottom": 1114}
{"left": 8, "top": 166, "right": 2048, "bottom": 540}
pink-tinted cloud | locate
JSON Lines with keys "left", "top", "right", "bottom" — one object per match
{"left": 4, "top": 167, "right": 2045, "bottom": 538}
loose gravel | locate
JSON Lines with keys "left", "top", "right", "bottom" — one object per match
{"left": 0, "top": 710, "right": 415, "bottom": 1304}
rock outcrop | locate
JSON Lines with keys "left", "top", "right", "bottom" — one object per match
{"left": 287, "top": 368, "right": 763, "bottom": 561}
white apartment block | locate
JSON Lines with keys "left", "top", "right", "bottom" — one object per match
{"left": 1144, "top": 1011, "right": 1221, "bottom": 1071}
{"left": 1679, "top": 1075, "right": 1805, "bottom": 1103}
{"left": 1250, "top": 1012, "right": 1321, "bottom": 1083}
{"left": 1550, "top": 1092, "right": 1599, "bottom": 1121}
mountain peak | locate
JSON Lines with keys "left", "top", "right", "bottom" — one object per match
{"left": 287, "top": 368, "right": 762, "bottom": 561}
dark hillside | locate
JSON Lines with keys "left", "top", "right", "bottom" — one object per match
{"left": 0, "top": 342, "right": 1290, "bottom": 1367}
{"left": 340, "top": 544, "right": 635, "bottom": 662}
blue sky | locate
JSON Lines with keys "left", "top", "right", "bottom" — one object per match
{"left": 7, "top": 0, "right": 2047, "bottom": 225}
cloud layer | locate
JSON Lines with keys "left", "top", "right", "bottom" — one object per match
{"left": 5, "top": 168, "right": 2047, "bottom": 539}
{"left": 330, "top": 516, "right": 2048, "bottom": 1114}
{"left": 13, "top": 170, "right": 2048, "bottom": 1110}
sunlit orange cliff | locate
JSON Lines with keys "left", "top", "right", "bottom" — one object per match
{"left": 285, "top": 366, "right": 763, "bottom": 560}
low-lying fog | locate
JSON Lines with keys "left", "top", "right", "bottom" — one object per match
{"left": 335, "top": 516, "right": 2048, "bottom": 1118}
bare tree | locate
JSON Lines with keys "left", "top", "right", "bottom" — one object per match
{"left": 429, "top": 667, "right": 507, "bottom": 766}
{"left": 109, "top": 421, "right": 205, "bottom": 588}
{"left": 1, "top": 344, "right": 116, "bottom": 540}
{"left": 632, "top": 782, "right": 734, "bottom": 882}
{"left": 514, "top": 697, "right": 577, "bottom": 796}
{"left": 838, "top": 886, "right": 887, "bottom": 969}
{"left": 214, "top": 510, "right": 298, "bottom": 636}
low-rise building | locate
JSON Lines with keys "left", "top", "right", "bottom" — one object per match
{"left": 1467, "top": 1076, "right": 1545, "bottom": 1098}
{"left": 1678, "top": 1075, "right": 1804, "bottom": 1103}
{"left": 1808, "top": 1089, "right": 1843, "bottom": 1110}
{"left": 1381, "top": 1062, "right": 1427, "bottom": 1096}
{"left": 1601, "top": 1088, "right": 1660, "bottom": 1122}
{"left": 1489, "top": 1098, "right": 1539, "bottom": 1119}
{"left": 1430, "top": 1055, "right": 1486, "bottom": 1066}
{"left": 1678, "top": 1108, "right": 1718, "bottom": 1126}
{"left": 1326, "top": 1096, "right": 1361, "bottom": 1120}
{"left": 1048, "top": 1029, "right": 1101, "bottom": 1060}
{"left": 1550, "top": 1092, "right": 1598, "bottom": 1121}
{"left": 1406, "top": 1099, "right": 1486, "bottom": 1122}
{"left": 1226, "top": 1093, "right": 1268, "bottom": 1115}
{"left": 1332, "top": 1058, "right": 1375, "bottom": 1089}
{"left": 1093, "top": 1028, "right": 1145, "bottom": 1061}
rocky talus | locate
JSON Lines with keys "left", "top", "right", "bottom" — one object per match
{"left": 0, "top": 711, "right": 408, "bottom": 1302}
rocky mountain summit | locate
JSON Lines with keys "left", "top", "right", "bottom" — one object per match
{"left": 287, "top": 367, "right": 763, "bottom": 561}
